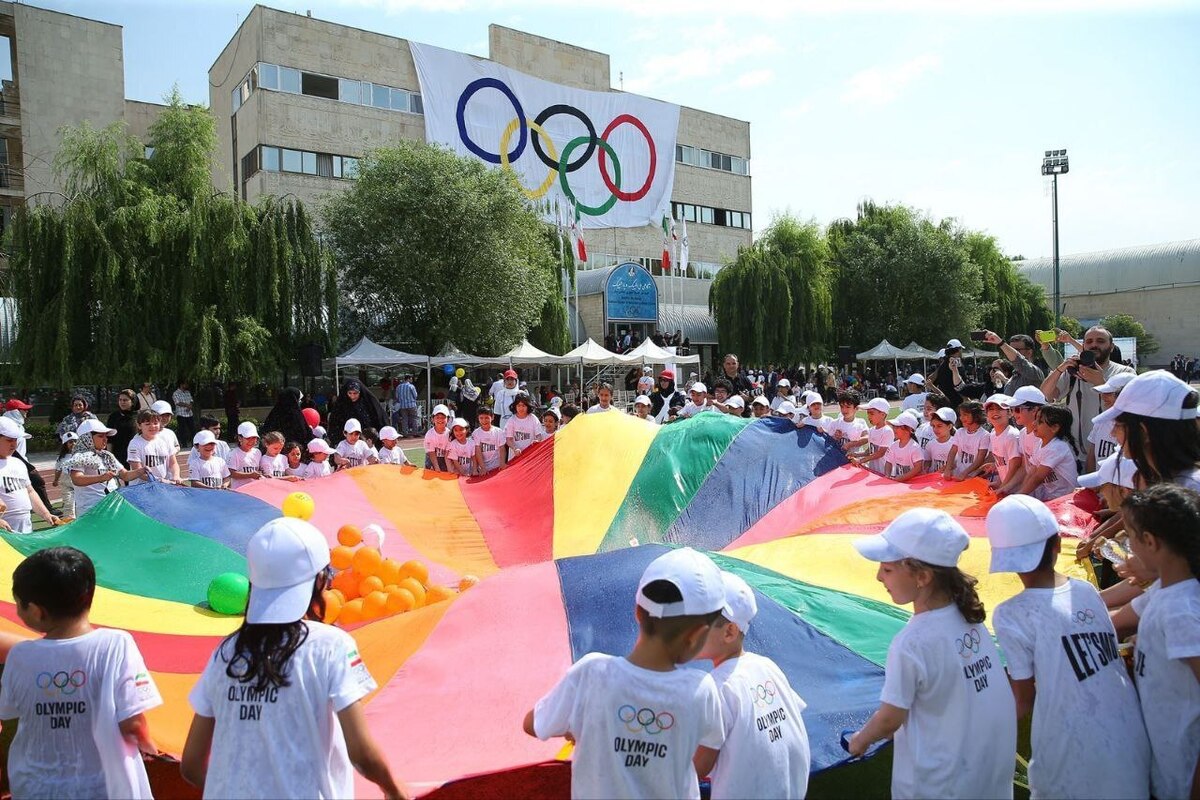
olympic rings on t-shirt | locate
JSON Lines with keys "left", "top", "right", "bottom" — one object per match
{"left": 956, "top": 628, "right": 982, "bottom": 658}
{"left": 617, "top": 704, "right": 676, "bottom": 735}
{"left": 752, "top": 680, "right": 778, "bottom": 707}
{"left": 35, "top": 669, "right": 87, "bottom": 695}
{"left": 455, "top": 78, "right": 657, "bottom": 215}
{"left": 1073, "top": 609, "right": 1096, "bottom": 625}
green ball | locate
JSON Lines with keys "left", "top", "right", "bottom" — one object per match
{"left": 207, "top": 572, "right": 250, "bottom": 615}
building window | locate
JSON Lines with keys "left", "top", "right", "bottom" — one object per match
{"left": 700, "top": 206, "right": 714, "bottom": 225}
{"left": 241, "top": 62, "right": 423, "bottom": 116}
{"left": 279, "top": 66, "right": 301, "bottom": 94}
{"left": 231, "top": 86, "right": 241, "bottom": 112}
{"left": 259, "top": 63, "right": 278, "bottom": 90}
{"left": 302, "top": 72, "right": 338, "bottom": 100}
{"left": 339, "top": 79, "right": 362, "bottom": 104}
{"left": 342, "top": 157, "right": 359, "bottom": 178}
{"left": 675, "top": 143, "right": 748, "bottom": 175}
{"left": 262, "top": 146, "right": 280, "bottom": 172}
{"left": 242, "top": 145, "right": 361, "bottom": 182}
{"left": 281, "top": 148, "right": 302, "bottom": 173}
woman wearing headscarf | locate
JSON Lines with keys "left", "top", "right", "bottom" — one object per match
{"left": 261, "top": 388, "right": 311, "bottom": 448}
{"left": 458, "top": 380, "right": 480, "bottom": 425}
{"left": 327, "top": 379, "right": 386, "bottom": 445}
{"left": 105, "top": 389, "right": 140, "bottom": 468}
{"left": 55, "top": 394, "right": 98, "bottom": 440}
{"left": 650, "top": 369, "right": 687, "bottom": 423}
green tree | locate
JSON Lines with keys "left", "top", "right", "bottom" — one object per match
{"left": 1059, "top": 316, "right": 1084, "bottom": 338}
{"left": 1100, "top": 313, "right": 1159, "bottom": 357}
{"left": 709, "top": 245, "right": 794, "bottom": 364}
{"left": 965, "top": 231, "right": 1053, "bottom": 336}
{"left": 322, "top": 141, "right": 559, "bottom": 355}
{"left": 759, "top": 216, "right": 833, "bottom": 363}
{"left": 5, "top": 93, "right": 336, "bottom": 386}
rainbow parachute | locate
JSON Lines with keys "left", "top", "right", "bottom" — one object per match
{"left": 0, "top": 413, "right": 1095, "bottom": 796}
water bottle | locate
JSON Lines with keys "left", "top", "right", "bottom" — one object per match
{"left": 1099, "top": 539, "right": 1128, "bottom": 566}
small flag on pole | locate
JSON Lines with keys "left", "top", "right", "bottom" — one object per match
{"left": 679, "top": 217, "right": 690, "bottom": 279}
{"left": 661, "top": 214, "right": 673, "bottom": 273}
{"left": 568, "top": 203, "right": 588, "bottom": 264}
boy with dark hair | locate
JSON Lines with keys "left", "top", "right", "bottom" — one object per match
{"left": 524, "top": 547, "right": 726, "bottom": 799}
{"left": 0, "top": 547, "right": 162, "bottom": 798}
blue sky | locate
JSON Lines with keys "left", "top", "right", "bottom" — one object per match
{"left": 31, "top": 0, "right": 1200, "bottom": 259}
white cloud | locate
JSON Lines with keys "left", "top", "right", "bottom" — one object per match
{"left": 841, "top": 53, "right": 941, "bottom": 106}
{"left": 622, "top": 22, "right": 780, "bottom": 94}
{"left": 780, "top": 101, "right": 813, "bottom": 119}
{"left": 734, "top": 69, "right": 775, "bottom": 89}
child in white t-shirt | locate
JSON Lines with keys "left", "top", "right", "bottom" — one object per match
{"left": 632, "top": 394, "right": 657, "bottom": 423}
{"left": 828, "top": 390, "right": 869, "bottom": 454}
{"left": 470, "top": 408, "right": 506, "bottom": 474}
{"left": 943, "top": 401, "right": 990, "bottom": 481}
{"left": 334, "top": 419, "right": 376, "bottom": 469}
{"left": 847, "top": 398, "right": 893, "bottom": 475}
{"left": 301, "top": 439, "right": 334, "bottom": 479}
{"left": 447, "top": 418, "right": 482, "bottom": 477}
{"left": 524, "top": 547, "right": 726, "bottom": 800}
{"left": 986, "top": 495, "right": 1150, "bottom": 799}
{"left": 260, "top": 432, "right": 301, "bottom": 481}
{"left": 923, "top": 407, "right": 957, "bottom": 475}
{"left": 1123, "top": 484, "right": 1200, "bottom": 800}
{"left": 375, "top": 426, "right": 410, "bottom": 466}
{"left": 983, "top": 396, "right": 1023, "bottom": 489}
{"left": 847, "top": 509, "right": 1017, "bottom": 799}
{"left": 227, "top": 422, "right": 263, "bottom": 490}
{"left": 674, "top": 384, "right": 713, "bottom": 421}
{"left": 799, "top": 391, "right": 829, "bottom": 433}
{"left": 1086, "top": 372, "right": 1133, "bottom": 471}
{"left": 68, "top": 421, "right": 145, "bottom": 517}
{"left": 913, "top": 395, "right": 944, "bottom": 451}
{"left": 884, "top": 412, "right": 925, "bottom": 482}
{"left": 504, "top": 395, "right": 541, "bottom": 460}
{"left": 539, "top": 408, "right": 560, "bottom": 440}
{"left": 188, "top": 430, "right": 231, "bottom": 490}
{"left": 150, "top": 400, "right": 181, "bottom": 456}
{"left": 283, "top": 441, "right": 305, "bottom": 478}
{"left": 1019, "top": 405, "right": 1079, "bottom": 502}
{"left": 693, "top": 572, "right": 810, "bottom": 799}
{"left": 586, "top": 383, "right": 618, "bottom": 414}
{"left": 53, "top": 433, "right": 77, "bottom": 518}
{"left": 997, "top": 389, "right": 1046, "bottom": 496}
{"left": 0, "top": 547, "right": 162, "bottom": 799}
{"left": 181, "top": 518, "right": 404, "bottom": 799}
{"left": 424, "top": 404, "right": 452, "bottom": 472}
{"left": 127, "top": 409, "right": 181, "bottom": 485}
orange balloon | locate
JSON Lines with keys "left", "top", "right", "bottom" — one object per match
{"left": 362, "top": 590, "right": 388, "bottom": 618}
{"left": 385, "top": 586, "right": 416, "bottom": 613}
{"left": 358, "top": 575, "right": 384, "bottom": 597}
{"left": 398, "top": 577, "right": 426, "bottom": 607}
{"left": 339, "top": 598, "right": 364, "bottom": 625}
{"left": 322, "top": 590, "right": 343, "bottom": 624}
{"left": 331, "top": 569, "right": 361, "bottom": 600}
{"left": 425, "top": 585, "right": 456, "bottom": 604}
{"left": 337, "top": 524, "right": 363, "bottom": 547}
{"left": 330, "top": 545, "right": 354, "bottom": 571}
{"left": 352, "top": 547, "right": 383, "bottom": 577}
{"left": 378, "top": 558, "right": 403, "bottom": 586}
{"left": 458, "top": 575, "right": 479, "bottom": 591}
{"left": 399, "top": 560, "right": 429, "bottom": 586}
{"left": 328, "top": 589, "right": 345, "bottom": 605}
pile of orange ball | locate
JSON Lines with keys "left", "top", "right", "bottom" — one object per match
{"left": 323, "top": 524, "right": 472, "bottom": 625}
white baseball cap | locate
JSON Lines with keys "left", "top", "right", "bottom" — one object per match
{"left": 751, "top": 395, "right": 770, "bottom": 407}
{"left": 636, "top": 547, "right": 725, "bottom": 618}
{"left": 726, "top": 395, "right": 745, "bottom": 410}
{"left": 1092, "top": 370, "right": 1197, "bottom": 427}
{"left": 801, "top": 391, "right": 823, "bottom": 406}
{"left": 864, "top": 398, "right": 890, "bottom": 414}
{"left": 690, "top": 383, "right": 708, "bottom": 394}
{"left": 719, "top": 571, "right": 757, "bottom": 634}
{"left": 936, "top": 348, "right": 946, "bottom": 358}
{"left": 1078, "top": 452, "right": 1138, "bottom": 490}
{"left": 775, "top": 400, "right": 798, "bottom": 416}
{"left": 451, "top": 417, "right": 469, "bottom": 429}
{"left": 379, "top": 426, "right": 400, "bottom": 440}
{"left": 60, "top": 431, "right": 79, "bottom": 444}
{"left": 853, "top": 508, "right": 970, "bottom": 568}
{"left": 245, "top": 518, "right": 330, "bottom": 624}
{"left": 307, "top": 438, "right": 333, "bottom": 455}
{"left": 984, "top": 394, "right": 1014, "bottom": 409}
{"left": 633, "top": 395, "right": 652, "bottom": 406}
{"left": 888, "top": 410, "right": 921, "bottom": 430}
{"left": 904, "top": 373, "right": 925, "bottom": 386}
{"left": 777, "top": 378, "right": 791, "bottom": 388}
{"left": 0, "top": 417, "right": 30, "bottom": 440}
{"left": 312, "top": 425, "right": 327, "bottom": 438}
{"left": 985, "top": 495, "right": 1058, "bottom": 573}
{"left": 150, "top": 400, "right": 173, "bottom": 415}
{"left": 343, "top": 418, "right": 362, "bottom": 434}
{"left": 946, "top": 338, "right": 963, "bottom": 349}
{"left": 431, "top": 404, "right": 451, "bottom": 418}
{"left": 1094, "top": 372, "right": 1136, "bottom": 394}
{"left": 933, "top": 407, "right": 958, "bottom": 424}
{"left": 237, "top": 421, "right": 259, "bottom": 439}
{"left": 1010, "top": 386, "right": 1047, "bottom": 407}
{"left": 76, "top": 419, "right": 117, "bottom": 438}
{"left": 193, "top": 430, "right": 217, "bottom": 446}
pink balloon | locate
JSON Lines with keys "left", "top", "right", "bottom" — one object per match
{"left": 302, "top": 407, "right": 320, "bottom": 428}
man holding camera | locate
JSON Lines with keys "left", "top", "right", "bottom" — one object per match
{"left": 1040, "top": 326, "right": 1134, "bottom": 447}
{"left": 980, "top": 330, "right": 1045, "bottom": 395}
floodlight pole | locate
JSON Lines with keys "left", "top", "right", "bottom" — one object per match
{"left": 1041, "top": 149, "right": 1069, "bottom": 328}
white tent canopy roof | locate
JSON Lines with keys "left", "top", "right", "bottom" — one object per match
{"left": 622, "top": 339, "right": 700, "bottom": 365}
{"left": 430, "top": 344, "right": 511, "bottom": 367}
{"left": 335, "top": 337, "right": 429, "bottom": 366}
{"left": 904, "top": 341, "right": 940, "bottom": 358}
{"left": 856, "top": 339, "right": 919, "bottom": 360}
{"left": 500, "top": 339, "right": 576, "bottom": 365}
{"left": 563, "top": 338, "right": 626, "bottom": 365}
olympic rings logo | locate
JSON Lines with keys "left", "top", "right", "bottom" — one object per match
{"left": 956, "top": 628, "right": 982, "bottom": 659}
{"left": 617, "top": 704, "right": 675, "bottom": 735}
{"left": 752, "top": 681, "right": 778, "bottom": 708}
{"left": 1073, "top": 609, "right": 1095, "bottom": 625}
{"left": 36, "top": 670, "right": 87, "bottom": 696}
{"left": 456, "top": 78, "right": 657, "bottom": 214}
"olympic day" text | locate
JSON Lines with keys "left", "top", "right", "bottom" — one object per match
{"left": 228, "top": 685, "right": 279, "bottom": 721}
{"left": 756, "top": 707, "right": 789, "bottom": 743}
{"left": 613, "top": 737, "right": 668, "bottom": 768}
{"left": 36, "top": 700, "right": 85, "bottom": 729}
{"left": 962, "top": 655, "right": 993, "bottom": 692}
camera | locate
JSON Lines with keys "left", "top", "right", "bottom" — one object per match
{"left": 1067, "top": 349, "right": 1096, "bottom": 377}
{"left": 969, "top": 330, "right": 987, "bottom": 343}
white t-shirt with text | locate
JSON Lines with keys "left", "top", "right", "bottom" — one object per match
{"left": 377, "top": 445, "right": 409, "bottom": 466}
{"left": 334, "top": 439, "right": 373, "bottom": 468}
{"left": 925, "top": 437, "right": 955, "bottom": 475}
{"left": 126, "top": 435, "right": 175, "bottom": 484}
{"left": 0, "top": 455, "right": 34, "bottom": 531}
{"left": 949, "top": 427, "right": 990, "bottom": 478}
{"left": 866, "top": 425, "right": 895, "bottom": 475}
{"left": 226, "top": 446, "right": 262, "bottom": 490}
{"left": 259, "top": 452, "right": 290, "bottom": 478}
{"left": 505, "top": 414, "right": 542, "bottom": 455}
{"left": 300, "top": 459, "right": 331, "bottom": 480}
{"left": 988, "top": 426, "right": 1022, "bottom": 485}
{"left": 471, "top": 426, "right": 507, "bottom": 473}
{"left": 1028, "top": 438, "right": 1078, "bottom": 502}
{"left": 447, "top": 438, "right": 478, "bottom": 475}
{"left": 190, "top": 455, "right": 231, "bottom": 489}
{"left": 885, "top": 439, "right": 925, "bottom": 479}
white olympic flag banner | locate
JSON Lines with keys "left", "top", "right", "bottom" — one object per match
{"left": 410, "top": 42, "right": 680, "bottom": 230}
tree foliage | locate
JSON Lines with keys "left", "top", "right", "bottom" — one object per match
{"left": 709, "top": 242, "right": 794, "bottom": 364}
{"left": 1100, "top": 313, "right": 1159, "bottom": 356}
{"left": 322, "top": 141, "right": 560, "bottom": 356}
{"left": 6, "top": 93, "right": 336, "bottom": 386}
{"left": 966, "top": 231, "right": 1053, "bottom": 337}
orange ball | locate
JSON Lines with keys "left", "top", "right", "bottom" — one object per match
{"left": 352, "top": 547, "right": 383, "bottom": 577}
{"left": 330, "top": 545, "right": 354, "bottom": 571}
{"left": 358, "top": 575, "right": 384, "bottom": 597}
{"left": 378, "top": 558, "right": 403, "bottom": 587}
{"left": 337, "top": 524, "right": 363, "bottom": 547}
{"left": 331, "top": 569, "right": 361, "bottom": 600}
{"left": 322, "top": 590, "right": 343, "bottom": 624}
{"left": 386, "top": 586, "right": 416, "bottom": 613}
{"left": 425, "top": 585, "right": 456, "bottom": 605}
{"left": 458, "top": 574, "right": 479, "bottom": 591}
{"left": 398, "top": 577, "right": 426, "bottom": 607}
{"left": 362, "top": 590, "right": 388, "bottom": 619}
{"left": 339, "top": 598, "right": 364, "bottom": 625}
{"left": 399, "top": 560, "right": 429, "bottom": 585}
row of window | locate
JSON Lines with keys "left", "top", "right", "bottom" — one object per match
{"left": 585, "top": 252, "right": 722, "bottom": 279}
{"left": 231, "top": 62, "right": 423, "bottom": 116}
{"left": 241, "top": 145, "right": 360, "bottom": 182}
{"left": 670, "top": 202, "right": 752, "bottom": 230}
{"left": 675, "top": 144, "right": 749, "bottom": 176}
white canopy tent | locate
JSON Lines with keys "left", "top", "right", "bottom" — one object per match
{"left": 855, "top": 339, "right": 922, "bottom": 382}
{"left": 334, "top": 337, "right": 432, "bottom": 411}
{"left": 563, "top": 338, "right": 627, "bottom": 365}
{"left": 500, "top": 339, "right": 577, "bottom": 366}
{"left": 430, "top": 345, "right": 510, "bottom": 368}
{"left": 621, "top": 339, "right": 700, "bottom": 366}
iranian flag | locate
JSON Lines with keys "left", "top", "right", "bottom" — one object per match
{"left": 568, "top": 207, "right": 588, "bottom": 264}
{"left": 661, "top": 214, "right": 675, "bottom": 272}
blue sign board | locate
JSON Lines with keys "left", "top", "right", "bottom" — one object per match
{"left": 605, "top": 262, "right": 658, "bottom": 322}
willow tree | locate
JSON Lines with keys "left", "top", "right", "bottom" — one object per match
{"left": 6, "top": 89, "right": 336, "bottom": 386}
{"left": 965, "top": 231, "right": 1052, "bottom": 337}
{"left": 709, "top": 245, "right": 794, "bottom": 364}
